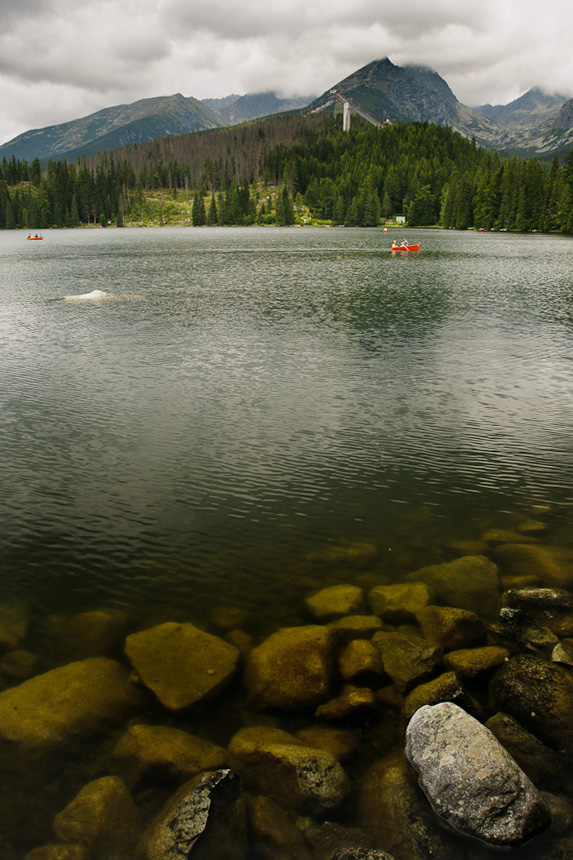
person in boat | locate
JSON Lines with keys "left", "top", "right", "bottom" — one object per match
{"left": 401, "top": 238, "right": 409, "bottom": 247}
{"left": 392, "top": 240, "right": 398, "bottom": 249}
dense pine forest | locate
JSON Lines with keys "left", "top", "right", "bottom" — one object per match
{"left": 1, "top": 115, "right": 573, "bottom": 232}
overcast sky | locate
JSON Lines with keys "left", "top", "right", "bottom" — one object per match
{"left": 1, "top": 0, "right": 572, "bottom": 145}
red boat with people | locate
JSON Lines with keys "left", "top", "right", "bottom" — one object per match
{"left": 391, "top": 239, "right": 421, "bottom": 252}
{"left": 27, "top": 234, "right": 43, "bottom": 240}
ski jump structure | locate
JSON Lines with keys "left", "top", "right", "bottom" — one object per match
{"left": 329, "top": 90, "right": 391, "bottom": 132}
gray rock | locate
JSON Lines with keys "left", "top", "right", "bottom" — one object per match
{"left": 405, "top": 702, "right": 550, "bottom": 848}
{"left": 136, "top": 769, "right": 247, "bottom": 860}
{"left": 228, "top": 726, "right": 350, "bottom": 815}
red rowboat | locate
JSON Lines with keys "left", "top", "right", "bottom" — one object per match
{"left": 391, "top": 243, "right": 421, "bottom": 252}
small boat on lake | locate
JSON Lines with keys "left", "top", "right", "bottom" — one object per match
{"left": 27, "top": 235, "right": 43, "bottom": 241}
{"left": 391, "top": 241, "right": 421, "bottom": 252}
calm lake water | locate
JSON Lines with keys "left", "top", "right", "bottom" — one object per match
{"left": 1, "top": 225, "right": 573, "bottom": 855}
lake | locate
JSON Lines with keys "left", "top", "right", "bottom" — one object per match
{"left": 1, "top": 225, "right": 573, "bottom": 856}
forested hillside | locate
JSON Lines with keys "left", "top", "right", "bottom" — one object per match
{"left": 1, "top": 116, "right": 572, "bottom": 232}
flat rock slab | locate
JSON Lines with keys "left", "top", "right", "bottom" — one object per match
{"left": 405, "top": 702, "right": 550, "bottom": 848}
{"left": 125, "top": 622, "right": 239, "bottom": 711}
{"left": 0, "top": 657, "right": 141, "bottom": 755}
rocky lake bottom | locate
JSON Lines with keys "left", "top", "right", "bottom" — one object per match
{"left": 2, "top": 503, "right": 573, "bottom": 860}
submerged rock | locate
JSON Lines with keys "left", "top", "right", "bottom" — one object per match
{"left": 136, "top": 769, "right": 247, "bottom": 860}
{"left": 0, "top": 657, "right": 141, "bottom": 755}
{"left": 490, "top": 654, "right": 573, "bottom": 755}
{"left": 316, "top": 685, "right": 377, "bottom": 720}
{"left": 367, "top": 583, "right": 433, "bottom": 624}
{"left": 42, "top": 610, "right": 128, "bottom": 662}
{"left": 246, "top": 794, "right": 313, "bottom": 860}
{"left": 0, "top": 599, "right": 29, "bottom": 651}
{"left": 405, "top": 702, "right": 550, "bottom": 848}
{"left": 112, "top": 724, "right": 227, "bottom": 788}
{"left": 305, "top": 584, "right": 364, "bottom": 619}
{"left": 359, "top": 751, "right": 459, "bottom": 860}
{"left": 24, "top": 847, "right": 91, "bottom": 860}
{"left": 305, "top": 822, "right": 375, "bottom": 860}
{"left": 295, "top": 726, "right": 359, "bottom": 761}
{"left": 244, "top": 625, "right": 333, "bottom": 711}
{"left": 53, "top": 775, "right": 140, "bottom": 860}
{"left": 228, "top": 726, "right": 350, "bottom": 815}
{"left": 125, "top": 622, "right": 239, "bottom": 711}
{"left": 327, "top": 616, "right": 383, "bottom": 642}
{"left": 485, "top": 712, "right": 564, "bottom": 791}
{"left": 338, "top": 638, "right": 386, "bottom": 683}
{"left": 416, "top": 606, "right": 485, "bottom": 651}
{"left": 371, "top": 630, "right": 441, "bottom": 694}
{"left": 493, "top": 544, "right": 573, "bottom": 589}
{"left": 443, "top": 645, "right": 509, "bottom": 679}
{"left": 402, "top": 671, "right": 476, "bottom": 720}
{"left": 406, "top": 555, "right": 500, "bottom": 617}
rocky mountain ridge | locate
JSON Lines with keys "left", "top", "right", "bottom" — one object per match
{"left": 0, "top": 58, "right": 572, "bottom": 164}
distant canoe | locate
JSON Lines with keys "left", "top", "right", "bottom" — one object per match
{"left": 27, "top": 237, "right": 43, "bottom": 241}
{"left": 391, "top": 243, "right": 421, "bottom": 252}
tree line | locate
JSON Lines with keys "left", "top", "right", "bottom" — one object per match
{"left": 1, "top": 116, "right": 572, "bottom": 232}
